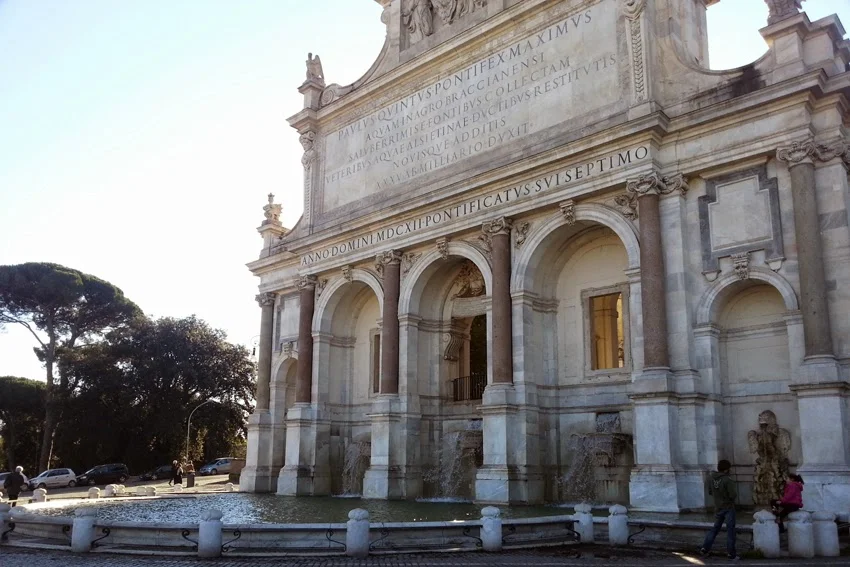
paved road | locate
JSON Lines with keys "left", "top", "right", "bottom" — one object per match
{"left": 3, "top": 548, "right": 850, "bottom": 566}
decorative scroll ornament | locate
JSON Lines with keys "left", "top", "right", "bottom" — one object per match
{"left": 255, "top": 292, "right": 276, "bottom": 308}
{"left": 315, "top": 278, "right": 329, "bottom": 297}
{"left": 813, "top": 140, "right": 850, "bottom": 167}
{"left": 623, "top": 0, "right": 647, "bottom": 103}
{"left": 481, "top": 216, "right": 513, "bottom": 237}
{"left": 401, "top": 252, "right": 422, "bottom": 279}
{"left": 341, "top": 265, "right": 353, "bottom": 282}
{"left": 776, "top": 140, "right": 814, "bottom": 164}
{"left": 262, "top": 193, "right": 282, "bottom": 224}
{"left": 453, "top": 260, "right": 486, "bottom": 298}
{"left": 515, "top": 221, "right": 530, "bottom": 248}
{"left": 305, "top": 53, "right": 325, "bottom": 86}
{"left": 299, "top": 275, "right": 318, "bottom": 290}
{"left": 559, "top": 200, "right": 576, "bottom": 225}
{"left": 436, "top": 237, "right": 450, "bottom": 260}
{"left": 300, "top": 130, "right": 317, "bottom": 168}
{"left": 443, "top": 330, "right": 465, "bottom": 361}
{"left": 765, "top": 0, "right": 804, "bottom": 25}
{"left": 614, "top": 192, "right": 638, "bottom": 220}
{"left": 375, "top": 249, "right": 403, "bottom": 279}
{"left": 731, "top": 252, "right": 750, "bottom": 280}
{"left": 626, "top": 172, "right": 689, "bottom": 196}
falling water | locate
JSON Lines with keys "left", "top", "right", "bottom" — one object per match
{"left": 341, "top": 442, "right": 371, "bottom": 496}
{"left": 422, "top": 431, "right": 479, "bottom": 501}
{"left": 559, "top": 434, "right": 598, "bottom": 503}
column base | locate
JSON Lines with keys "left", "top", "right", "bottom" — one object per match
{"left": 276, "top": 403, "right": 330, "bottom": 496}
{"left": 362, "top": 466, "right": 422, "bottom": 500}
{"left": 239, "top": 411, "right": 275, "bottom": 493}
{"left": 629, "top": 467, "right": 681, "bottom": 512}
{"left": 794, "top": 355, "right": 842, "bottom": 385}
{"left": 795, "top": 465, "right": 850, "bottom": 514}
{"left": 474, "top": 466, "right": 544, "bottom": 505}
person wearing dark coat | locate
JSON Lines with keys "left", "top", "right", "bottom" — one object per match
{"left": 3, "top": 466, "right": 27, "bottom": 506}
{"left": 699, "top": 459, "right": 740, "bottom": 561}
{"left": 169, "top": 460, "right": 183, "bottom": 487}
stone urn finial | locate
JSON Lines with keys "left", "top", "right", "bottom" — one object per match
{"left": 263, "top": 193, "right": 282, "bottom": 226}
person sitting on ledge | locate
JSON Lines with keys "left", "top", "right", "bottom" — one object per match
{"left": 772, "top": 473, "right": 804, "bottom": 533}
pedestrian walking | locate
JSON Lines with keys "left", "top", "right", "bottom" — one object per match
{"left": 772, "top": 473, "right": 804, "bottom": 532}
{"left": 169, "top": 459, "right": 183, "bottom": 487}
{"left": 3, "top": 466, "right": 27, "bottom": 507}
{"left": 699, "top": 459, "right": 740, "bottom": 560}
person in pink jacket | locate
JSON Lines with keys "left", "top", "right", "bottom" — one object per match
{"left": 772, "top": 473, "right": 804, "bottom": 532}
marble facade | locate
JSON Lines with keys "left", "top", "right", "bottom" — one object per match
{"left": 241, "top": 0, "right": 850, "bottom": 513}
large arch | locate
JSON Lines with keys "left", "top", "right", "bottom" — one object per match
{"left": 399, "top": 239, "right": 493, "bottom": 317}
{"left": 314, "top": 268, "right": 384, "bottom": 332}
{"left": 695, "top": 267, "right": 799, "bottom": 326}
{"left": 512, "top": 203, "right": 640, "bottom": 292}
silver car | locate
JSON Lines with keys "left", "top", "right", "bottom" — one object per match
{"left": 28, "top": 468, "right": 77, "bottom": 489}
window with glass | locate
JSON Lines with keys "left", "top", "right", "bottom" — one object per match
{"left": 583, "top": 285, "right": 629, "bottom": 373}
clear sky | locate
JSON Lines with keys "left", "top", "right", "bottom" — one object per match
{"left": 1, "top": 0, "right": 848, "bottom": 381}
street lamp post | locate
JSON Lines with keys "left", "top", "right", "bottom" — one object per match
{"left": 186, "top": 399, "right": 215, "bottom": 461}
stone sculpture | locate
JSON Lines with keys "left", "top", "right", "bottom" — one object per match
{"left": 432, "top": 0, "right": 457, "bottom": 24}
{"left": 453, "top": 261, "right": 485, "bottom": 298}
{"left": 263, "top": 193, "right": 281, "bottom": 224}
{"left": 747, "top": 410, "right": 792, "bottom": 506}
{"left": 765, "top": 0, "right": 804, "bottom": 25}
{"left": 305, "top": 53, "right": 324, "bottom": 85}
{"left": 404, "top": 0, "right": 434, "bottom": 39}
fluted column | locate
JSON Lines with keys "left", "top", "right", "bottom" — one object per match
{"left": 376, "top": 250, "right": 402, "bottom": 394}
{"left": 484, "top": 217, "right": 514, "bottom": 384}
{"left": 777, "top": 141, "right": 835, "bottom": 358}
{"left": 626, "top": 173, "right": 687, "bottom": 370}
{"left": 296, "top": 276, "right": 317, "bottom": 404}
{"left": 254, "top": 292, "right": 277, "bottom": 411}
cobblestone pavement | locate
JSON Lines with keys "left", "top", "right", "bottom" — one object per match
{"left": 3, "top": 547, "right": 850, "bottom": 566}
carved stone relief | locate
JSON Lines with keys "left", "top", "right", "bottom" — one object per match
{"left": 731, "top": 252, "right": 750, "bottom": 280}
{"left": 342, "top": 265, "right": 353, "bottom": 282}
{"left": 452, "top": 261, "right": 486, "bottom": 298}
{"left": 401, "top": 252, "right": 422, "bottom": 279}
{"left": 765, "top": 0, "right": 804, "bottom": 25}
{"left": 403, "top": 0, "right": 487, "bottom": 46}
{"left": 747, "top": 410, "right": 791, "bottom": 506}
{"left": 560, "top": 200, "right": 576, "bottom": 225}
{"left": 613, "top": 192, "right": 638, "bottom": 220}
{"left": 305, "top": 53, "right": 325, "bottom": 86}
{"left": 436, "top": 237, "right": 450, "bottom": 260}
{"left": 262, "top": 193, "right": 282, "bottom": 225}
{"left": 514, "top": 221, "right": 530, "bottom": 248}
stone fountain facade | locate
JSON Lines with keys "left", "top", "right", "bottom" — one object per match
{"left": 242, "top": 0, "right": 850, "bottom": 513}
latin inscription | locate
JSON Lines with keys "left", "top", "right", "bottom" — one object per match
{"left": 301, "top": 145, "right": 648, "bottom": 266}
{"left": 322, "top": 0, "right": 620, "bottom": 210}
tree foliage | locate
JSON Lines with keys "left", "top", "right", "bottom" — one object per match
{"left": 56, "top": 316, "right": 255, "bottom": 473}
{"left": 0, "top": 263, "right": 142, "bottom": 470}
{"left": 0, "top": 377, "right": 45, "bottom": 472}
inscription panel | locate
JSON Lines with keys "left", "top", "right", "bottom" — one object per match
{"left": 321, "top": 0, "right": 620, "bottom": 212}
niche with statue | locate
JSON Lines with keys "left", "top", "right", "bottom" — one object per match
{"left": 560, "top": 412, "right": 634, "bottom": 504}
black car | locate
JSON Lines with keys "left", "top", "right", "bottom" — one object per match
{"left": 76, "top": 463, "right": 130, "bottom": 486}
{"left": 138, "top": 465, "right": 172, "bottom": 481}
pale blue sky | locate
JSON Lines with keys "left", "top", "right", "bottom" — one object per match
{"left": 1, "top": 0, "right": 848, "bottom": 380}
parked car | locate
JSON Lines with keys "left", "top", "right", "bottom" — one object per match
{"left": 138, "top": 465, "right": 173, "bottom": 481}
{"left": 198, "top": 457, "right": 238, "bottom": 476}
{"left": 28, "top": 468, "right": 77, "bottom": 490}
{"left": 75, "top": 463, "right": 130, "bottom": 486}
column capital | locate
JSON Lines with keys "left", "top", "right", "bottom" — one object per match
{"left": 626, "top": 172, "right": 688, "bottom": 197}
{"left": 376, "top": 249, "right": 404, "bottom": 266}
{"left": 777, "top": 139, "right": 815, "bottom": 165}
{"left": 298, "top": 275, "right": 318, "bottom": 290}
{"left": 814, "top": 139, "right": 850, "bottom": 169}
{"left": 482, "top": 216, "right": 513, "bottom": 237}
{"left": 255, "top": 292, "right": 277, "bottom": 308}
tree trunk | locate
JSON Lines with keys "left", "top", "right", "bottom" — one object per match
{"left": 38, "top": 319, "right": 57, "bottom": 472}
{"left": 2, "top": 415, "right": 16, "bottom": 470}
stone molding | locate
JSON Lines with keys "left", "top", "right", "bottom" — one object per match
{"left": 695, "top": 266, "right": 799, "bottom": 326}
{"left": 626, "top": 172, "right": 689, "bottom": 197}
{"left": 256, "top": 292, "right": 277, "bottom": 308}
{"left": 698, "top": 165, "right": 784, "bottom": 274}
{"left": 312, "top": 269, "right": 385, "bottom": 333}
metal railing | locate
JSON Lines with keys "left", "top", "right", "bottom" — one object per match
{"left": 451, "top": 372, "right": 486, "bottom": 402}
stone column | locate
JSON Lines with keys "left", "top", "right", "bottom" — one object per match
{"left": 296, "top": 276, "right": 317, "bottom": 403}
{"left": 485, "top": 218, "right": 514, "bottom": 384}
{"left": 278, "top": 275, "right": 329, "bottom": 496}
{"left": 778, "top": 140, "right": 850, "bottom": 514}
{"left": 377, "top": 250, "right": 402, "bottom": 394}
{"left": 625, "top": 173, "right": 688, "bottom": 513}
{"left": 255, "top": 292, "right": 276, "bottom": 411}
{"left": 240, "top": 291, "right": 278, "bottom": 493}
